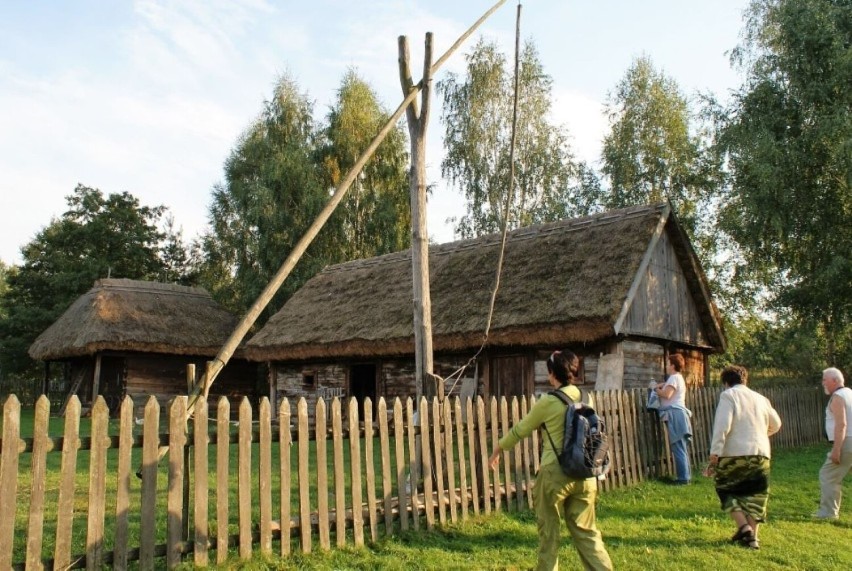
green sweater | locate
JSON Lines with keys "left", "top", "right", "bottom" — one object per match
{"left": 498, "top": 385, "right": 581, "bottom": 467}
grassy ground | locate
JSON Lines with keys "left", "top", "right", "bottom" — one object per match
{"left": 198, "top": 445, "right": 852, "bottom": 571}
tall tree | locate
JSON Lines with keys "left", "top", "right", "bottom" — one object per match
{"left": 0, "top": 184, "right": 177, "bottom": 378}
{"left": 601, "top": 55, "right": 720, "bottom": 231}
{"left": 318, "top": 69, "right": 411, "bottom": 261}
{"left": 717, "top": 0, "right": 852, "bottom": 364}
{"left": 438, "top": 38, "right": 584, "bottom": 238}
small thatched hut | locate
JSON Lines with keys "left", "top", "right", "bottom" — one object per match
{"left": 245, "top": 203, "right": 725, "bottom": 415}
{"left": 29, "top": 279, "right": 259, "bottom": 415}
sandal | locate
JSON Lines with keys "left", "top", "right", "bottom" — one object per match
{"left": 731, "top": 524, "right": 752, "bottom": 543}
{"left": 739, "top": 528, "right": 760, "bottom": 550}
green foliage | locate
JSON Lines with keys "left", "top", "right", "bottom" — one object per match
{"left": 717, "top": 0, "right": 852, "bottom": 363}
{"left": 438, "top": 38, "right": 591, "bottom": 239}
{"left": 201, "top": 71, "right": 411, "bottom": 322}
{"left": 0, "top": 185, "right": 190, "bottom": 380}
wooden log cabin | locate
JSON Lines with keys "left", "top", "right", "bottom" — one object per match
{"left": 28, "top": 279, "right": 259, "bottom": 416}
{"left": 245, "top": 203, "right": 726, "bottom": 419}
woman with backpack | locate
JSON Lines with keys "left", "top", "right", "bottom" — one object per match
{"left": 489, "top": 350, "right": 613, "bottom": 571}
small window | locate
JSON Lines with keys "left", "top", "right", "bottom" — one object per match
{"left": 302, "top": 371, "right": 316, "bottom": 388}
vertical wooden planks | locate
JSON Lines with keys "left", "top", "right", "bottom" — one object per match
{"left": 364, "top": 399, "right": 378, "bottom": 542}
{"left": 406, "top": 398, "right": 420, "bottom": 531}
{"left": 193, "top": 397, "right": 209, "bottom": 567}
{"left": 0, "top": 396, "right": 20, "bottom": 570}
{"left": 114, "top": 396, "right": 134, "bottom": 570}
{"left": 498, "top": 397, "right": 509, "bottom": 510}
{"left": 316, "top": 399, "right": 330, "bottom": 551}
{"left": 454, "top": 397, "right": 469, "bottom": 521}
{"left": 431, "top": 398, "right": 446, "bottom": 525}
{"left": 419, "top": 398, "right": 434, "bottom": 529}
{"left": 140, "top": 397, "right": 160, "bottom": 569}
{"left": 332, "top": 398, "right": 346, "bottom": 547}
{"left": 393, "top": 398, "right": 408, "bottom": 532}
{"left": 378, "top": 398, "right": 394, "bottom": 535}
{"left": 297, "top": 398, "right": 311, "bottom": 553}
{"left": 348, "top": 398, "right": 364, "bottom": 546}
{"left": 25, "top": 396, "right": 49, "bottom": 570}
{"left": 477, "top": 396, "right": 491, "bottom": 515}
{"left": 510, "top": 397, "right": 523, "bottom": 511}
{"left": 238, "top": 398, "right": 253, "bottom": 560}
{"left": 216, "top": 397, "right": 230, "bottom": 564}
{"left": 443, "top": 399, "right": 457, "bottom": 523}
{"left": 54, "top": 396, "right": 80, "bottom": 569}
{"left": 166, "top": 396, "right": 187, "bottom": 569}
{"left": 520, "top": 396, "right": 533, "bottom": 509}
{"left": 259, "top": 398, "right": 272, "bottom": 554}
{"left": 466, "top": 397, "right": 480, "bottom": 516}
{"left": 279, "top": 399, "right": 292, "bottom": 557}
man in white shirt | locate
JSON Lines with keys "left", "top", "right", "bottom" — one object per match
{"left": 815, "top": 367, "right": 852, "bottom": 520}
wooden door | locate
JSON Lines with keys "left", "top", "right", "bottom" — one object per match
{"left": 490, "top": 355, "right": 532, "bottom": 400}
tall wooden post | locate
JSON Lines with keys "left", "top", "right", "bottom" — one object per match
{"left": 399, "top": 33, "right": 441, "bottom": 403}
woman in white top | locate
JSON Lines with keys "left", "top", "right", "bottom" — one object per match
{"left": 705, "top": 365, "right": 782, "bottom": 550}
{"left": 653, "top": 353, "right": 691, "bottom": 483}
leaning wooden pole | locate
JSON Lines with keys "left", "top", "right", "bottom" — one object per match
{"left": 187, "top": 0, "right": 508, "bottom": 408}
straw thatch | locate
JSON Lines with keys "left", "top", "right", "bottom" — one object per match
{"left": 246, "top": 203, "right": 725, "bottom": 361}
{"left": 29, "top": 279, "right": 240, "bottom": 361}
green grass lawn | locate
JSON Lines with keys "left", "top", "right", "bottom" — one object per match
{"left": 197, "top": 445, "right": 852, "bottom": 571}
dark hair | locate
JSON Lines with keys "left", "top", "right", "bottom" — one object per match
{"left": 546, "top": 350, "right": 580, "bottom": 386}
{"left": 721, "top": 365, "right": 748, "bottom": 387}
{"left": 668, "top": 353, "right": 685, "bottom": 372}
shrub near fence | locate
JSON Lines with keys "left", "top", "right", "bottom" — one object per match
{"left": 0, "top": 387, "right": 827, "bottom": 570}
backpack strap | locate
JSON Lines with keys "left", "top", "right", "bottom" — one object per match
{"left": 541, "top": 389, "right": 575, "bottom": 457}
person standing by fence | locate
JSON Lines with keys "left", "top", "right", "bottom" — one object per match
{"left": 489, "top": 350, "right": 613, "bottom": 571}
{"left": 703, "top": 365, "right": 782, "bottom": 550}
{"left": 814, "top": 367, "right": 852, "bottom": 520}
{"left": 653, "top": 353, "right": 692, "bottom": 484}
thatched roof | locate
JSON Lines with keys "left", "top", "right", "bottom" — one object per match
{"left": 246, "top": 203, "right": 725, "bottom": 361}
{"left": 29, "top": 279, "right": 241, "bottom": 361}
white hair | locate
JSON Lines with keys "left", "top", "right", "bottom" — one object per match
{"left": 823, "top": 367, "right": 845, "bottom": 385}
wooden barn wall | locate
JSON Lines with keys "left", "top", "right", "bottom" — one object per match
{"left": 622, "top": 230, "right": 709, "bottom": 347}
{"left": 582, "top": 340, "right": 706, "bottom": 391}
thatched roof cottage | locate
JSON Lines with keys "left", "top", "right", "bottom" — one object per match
{"left": 246, "top": 203, "right": 725, "bottom": 414}
{"left": 29, "top": 279, "right": 259, "bottom": 414}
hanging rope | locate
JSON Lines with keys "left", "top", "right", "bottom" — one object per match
{"left": 442, "top": 1, "right": 524, "bottom": 399}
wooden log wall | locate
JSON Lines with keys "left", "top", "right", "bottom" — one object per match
{"left": 0, "top": 386, "right": 827, "bottom": 569}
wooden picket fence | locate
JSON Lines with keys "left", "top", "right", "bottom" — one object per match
{"left": 0, "top": 386, "right": 826, "bottom": 569}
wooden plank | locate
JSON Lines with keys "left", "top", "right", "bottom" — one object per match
{"left": 0, "top": 396, "right": 19, "bottom": 569}
{"left": 348, "top": 398, "right": 364, "bottom": 547}
{"left": 238, "top": 398, "right": 253, "bottom": 559}
{"left": 166, "top": 396, "right": 187, "bottom": 569}
{"left": 510, "top": 397, "right": 523, "bottom": 511}
{"left": 259, "top": 398, "right": 272, "bottom": 554}
{"left": 454, "top": 397, "right": 469, "bottom": 521}
{"left": 91, "top": 354, "right": 102, "bottom": 404}
{"left": 420, "top": 397, "right": 435, "bottom": 529}
{"left": 520, "top": 396, "right": 533, "bottom": 509}
{"left": 140, "top": 397, "right": 160, "bottom": 569}
{"left": 364, "top": 399, "right": 378, "bottom": 542}
{"left": 194, "top": 396, "right": 209, "bottom": 567}
{"left": 393, "top": 398, "right": 408, "bottom": 532}
{"left": 25, "top": 396, "right": 49, "bottom": 570}
{"left": 443, "top": 398, "right": 457, "bottom": 523}
{"left": 332, "top": 398, "right": 346, "bottom": 546}
{"left": 530, "top": 395, "right": 540, "bottom": 475}
{"left": 466, "top": 397, "right": 480, "bottom": 516}
{"left": 378, "top": 398, "right": 394, "bottom": 534}
{"left": 431, "top": 398, "right": 446, "bottom": 525}
{"left": 477, "top": 396, "right": 491, "bottom": 514}
{"left": 407, "top": 398, "right": 420, "bottom": 530}
{"left": 53, "top": 397, "right": 80, "bottom": 568}
{"left": 316, "top": 399, "right": 330, "bottom": 550}
{"left": 216, "top": 397, "right": 230, "bottom": 564}
{"left": 297, "top": 398, "right": 311, "bottom": 553}
{"left": 499, "top": 397, "right": 510, "bottom": 509}
{"left": 279, "top": 399, "right": 292, "bottom": 556}
{"left": 114, "top": 396, "right": 134, "bottom": 570}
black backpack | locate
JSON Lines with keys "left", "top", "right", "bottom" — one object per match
{"left": 542, "top": 390, "right": 611, "bottom": 480}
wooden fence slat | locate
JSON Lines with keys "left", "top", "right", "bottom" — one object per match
{"left": 499, "top": 397, "right": 511, "bottom": 509}
{"left": 465, "top": 397, "right": 480, "bottom": 516}
{"left": 510, "top": 397, "right": 523, "bottom": 511}
{"left": 193, "top": 397, "right": 209, "bottom": 567}
{"left": 0, "top": 396, "right": 21, "bottom": 570}
{"left": 25, "top": 396, "right": 49, "bottom": 570}
{"left": 454, "top": 397, "right": 469, "bottom": 521}
{"left": 298, "top": 398, "right": 311, "bottom": 554}
{"left": 332, "top": 398, "right": 346, "bottom": 547}
{"left": 279, "top": 399, "right": 292, "bottom": 557}
{"left": 216, "top": 397, "right": 230, "bottom": 564}
{"left": 364, "top": 399, "right": 378, "bottom": 542}
{"left": 140, "top": 397, "right": 160, "bottom": 569}
{"left": 489, "top": 397, "right": 501, "bottom": 511}
{"left": 420, "top": 398, "right": 434, "bottom": 529}
{"left": 393, "top": 398, "right": 408, "bottom": 532}
{"left": 406, "top": 398, "right": 420, "bottom": 531}
{"left": 431, "top": 398, "right": 446, "bottom": 525}
{"left": 259, "top": 398, "right": 272, "bottom": 554}
{"left": 348, "top": 398, "right": 364, "bottom": 547}
{"left": 477, "top": 396, "right": 491, "bottom": 515}
{"left": 166, "top": 396, "right": 187, "bottom": 569}
{"left": 238, "top": 398, "right": 253, "bottom": 560}
{"left": 530, "top": 395, "right": 540, "bottom": 475}
{"left": 113, "top": 396, "right": 134, "bottom": 571}
{"left": 443, "top": 399, "right": 458, "bottom": 523}
{"left": 520, "top": 396, "right": 533, "bottom": 510}
{"left": 316, "top": 399, "right": 330, "bottom": 551}
{"left": 53, "top": 396, "right": 80, "bottom": 568}
{"left": 378, "top": 398, "right": 394, "bottom": 534}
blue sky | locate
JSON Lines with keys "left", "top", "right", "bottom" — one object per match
{"left": 0, "top": 0, "right": 751, "bottom": 265}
